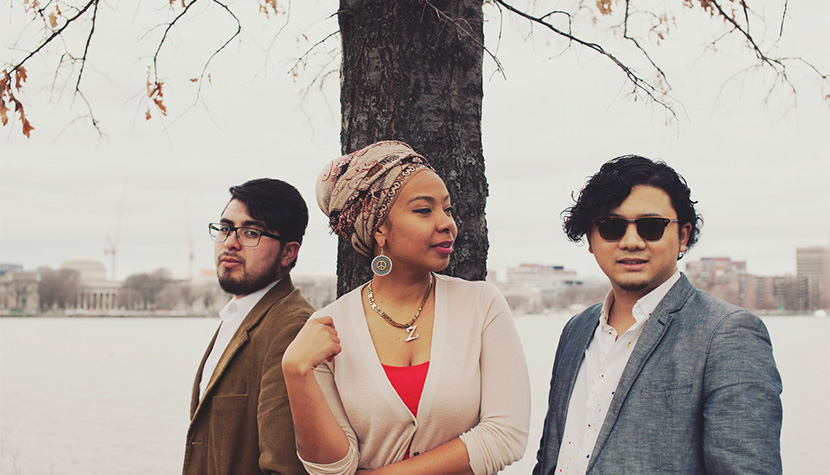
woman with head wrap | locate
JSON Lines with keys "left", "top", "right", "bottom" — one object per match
{"left": 282, "top": 141, "right": 530, "bottom": 475}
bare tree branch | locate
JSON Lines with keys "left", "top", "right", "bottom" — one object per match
{"left": 708, "top": 0, "right": 785, "bottom": 74}
{"left": 75, "top": 0, "right": 99, "bottom": 93}
{"left": 290, "top": 29, "right": 340, "bottom": 76}
{"left": 5, "top": 0, "right": 99, "bottom": 79}
{"left": 621, "top": 0, "right": 670, "bottom": 90}
{"left": 3, "top": 0, "right": 827, "bottom": 138}
{"left": 424, "top": 0, "right": 506, "bottom": 79}
{"left": 494, "top": 0, "right": 677, "bottom": 116}
{"left": 151, "top": 1, "right": 239, "bottom": 82}
{"left": 1, "top": 0, "right": 102, "bottom": 136}
{"left": 777, "top": 0, "right": 788, "bottom": 40}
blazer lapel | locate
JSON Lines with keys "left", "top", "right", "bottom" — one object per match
{"left": 191, "top": 276, "right": 296, "bottom": 420}
{"left": 587, "top": 275, "right": 695, "bottom": 471}
{"left": 190, "top": 328, "right": 220, "bottom": 418}
{"left": 554, "top": 307, "right": 602, "bottom": 436}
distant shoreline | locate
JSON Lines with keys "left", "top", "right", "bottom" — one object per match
{"left": 0, "top": 311, "right": 218, "bottom": 318}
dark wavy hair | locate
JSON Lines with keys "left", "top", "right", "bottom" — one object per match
{"left": 562, "top": 155, "right": 702, "bottom": 249}
{"left": 228, "top": 178, "right": 309, "bottom": 245}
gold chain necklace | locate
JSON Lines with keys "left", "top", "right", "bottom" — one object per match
{"left": 367, "top": 273, "right": 433, "bottom": 342}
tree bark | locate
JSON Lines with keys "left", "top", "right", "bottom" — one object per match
{"left": 337, "top": 0, "right": 487, "bottom": 296}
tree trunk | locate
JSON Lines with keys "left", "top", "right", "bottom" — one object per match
{"left": 337, "top": 0, "right": 487, "bottom": 295}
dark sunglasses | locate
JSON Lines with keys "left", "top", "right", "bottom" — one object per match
{"left": 591, "top": 217, "right": 679, "bottom": 242}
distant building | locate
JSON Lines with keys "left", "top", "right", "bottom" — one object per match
{"left": 796, "top": 246, "right": 830, "bottom": 311}
{"left": 797, "top": 246, "right": 830, "bottom": 276}
{"left": 62, "top": 256, "right": 120, "bottom": 313}
{"left": 178, "top": 271, "right": 337, "bottom": 314}
{"left": 0, "top": 263, "right": 23, "bottom": 276}
{"left": 685, "top": 257, "right": 747, "bottom": 306}
{"left": 185, "top": 269, "right": 230, "bottom": 313}
{"left": 293, "top": 274, "right": 337, "bottom": 310}
{"left": 685, "top": 252, "right": 829, "bottom": 312}
{"left": 493, "top": 263, "right": 608, "bottom": 314}
{"left": 0, "top": 269, "right": 39, "bottom": 312}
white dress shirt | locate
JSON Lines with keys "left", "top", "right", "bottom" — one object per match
{"left": 555, "top": 271, "right": 681, "bottom": 474}
{"left": 198, "top": 279, "right": 281, "bottom": 400}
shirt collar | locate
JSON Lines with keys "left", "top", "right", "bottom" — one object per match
{"left": 219, "top": 277, "right": 283, "bottom": 322}
{"left": 600, "top": 270, "right": 681, "bottom": 326}
{"left": 634, "top": 270, "right": 681, "bottom": 317}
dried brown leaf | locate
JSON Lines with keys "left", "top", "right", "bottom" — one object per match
{"left": 153, "top": 98, "right": 168, "bottom": 115}
{"left": 0, "top": 100, "right": 9, "bottom": 126}
{"left": 144, "top": 77, "right": 169, "bottom": 118}
{"left": 22, "top": 118, "right": 34, "bottom": 138}
{"left": 16, "top": 67, "right": 28, "bottom": 88}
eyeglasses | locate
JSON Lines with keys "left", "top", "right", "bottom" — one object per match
{"left": 591, "top": 217, "right": 678, "bottom": 242}
{"left": 208, "top": 223, "right": 286, "bottom": 247}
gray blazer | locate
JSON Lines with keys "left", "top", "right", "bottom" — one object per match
{"left": 533, "top": 274, "right": 783, "bottom": 474}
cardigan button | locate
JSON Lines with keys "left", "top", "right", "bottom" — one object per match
{"left": 413, "top": 452, "right": 420, "bottom": 456}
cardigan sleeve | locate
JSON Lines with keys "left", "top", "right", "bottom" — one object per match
{"left": 296, "top": 358, "right": 361, "bottom": 475}
{"left": 458, "top": 284, "right": 531, "bottom": 475}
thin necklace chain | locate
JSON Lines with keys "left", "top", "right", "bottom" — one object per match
{"left": 367, "top": 273, "right": 434, "bottom": 329}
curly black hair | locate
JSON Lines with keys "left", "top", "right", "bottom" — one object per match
{"left": 562, "top": 155, "right": 702, "bottom": 249}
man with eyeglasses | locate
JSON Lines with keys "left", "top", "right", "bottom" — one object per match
{"left": 533, "top": 156, "right": 782, "bottom": 474}
{"left": 183, "top": 178, "right": 314, "bottom": 475}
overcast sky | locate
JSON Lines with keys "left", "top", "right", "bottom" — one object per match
{"left": 1, "top": 0, "right": 828, "bottom": 282}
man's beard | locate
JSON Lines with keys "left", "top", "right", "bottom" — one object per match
{"left": 217, "top": 257, "right": 282, "bottom": 296}
{"left": 619, "top": 279, "right": 650, "bottom": 293}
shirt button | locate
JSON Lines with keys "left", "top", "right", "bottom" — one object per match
{"left": 599, "top": 373, "right": 605, "bottom": 379}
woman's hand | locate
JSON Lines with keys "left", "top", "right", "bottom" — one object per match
{"left": 283, "top": 316, "right": 342, "bottom": 377}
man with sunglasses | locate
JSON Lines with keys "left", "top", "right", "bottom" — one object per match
{"left": 183, "top": 178, "right": 314, "bottom": 475}
{"left": 533, "top": 156, "right": 782, "bottom": 474}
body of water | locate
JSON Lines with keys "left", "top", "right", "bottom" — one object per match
{"left": 1, "top": 315, "right": 828, "bottom": 474}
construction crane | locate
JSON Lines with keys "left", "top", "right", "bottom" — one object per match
{"left": 104, "top": 180, "right": 127, "bottom": 281}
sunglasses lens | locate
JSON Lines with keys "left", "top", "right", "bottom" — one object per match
{"left": 636, "top": 218, "right": 667, "bottom": 241}
{"left": 594, "top": 217, "right": 671, "bottom": 241}
{"left": 595, "top": 218, "right": 627, "bottom": 241}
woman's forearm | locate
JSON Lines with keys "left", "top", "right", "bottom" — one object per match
{"left": 282, "top": 316, "right": 352, "bottom": 465}
{"left": 284, "top": 366, "right": 351, "bottom": 464}
{"left": 360, "top": 438, "right": 473, "bottom": 475}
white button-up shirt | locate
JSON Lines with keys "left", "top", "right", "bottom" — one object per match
{"left": 555, "top": 271, "right": 681, "bottom": 474}
{"left": 198, "top": 279, "right": 281, "bottom": 400}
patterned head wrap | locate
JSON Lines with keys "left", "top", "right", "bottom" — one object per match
{"left": 316, "top": 140, "right": 434, "bottom": 257}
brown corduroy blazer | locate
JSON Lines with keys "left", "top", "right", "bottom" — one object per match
{"left": 182, "top": 275, "right": 313, "bottom": 475}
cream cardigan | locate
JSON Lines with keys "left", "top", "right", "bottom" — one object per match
{"left": 299, "top": 274, "right": 530, "bottom": 475}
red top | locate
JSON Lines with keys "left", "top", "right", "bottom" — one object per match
{"left": 382, "top": 361, "right": 430, "bottom": 417}
{"left": 382, "top": 361, "right": 430, "bottom": 460}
